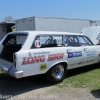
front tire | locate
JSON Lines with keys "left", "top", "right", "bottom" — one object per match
{"left": 45, "top": 63, "right": 67, "bottom": 84}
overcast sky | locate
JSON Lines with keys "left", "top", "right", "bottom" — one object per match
{"left": 0, "top": 0, "right": 100, "bottom": 21}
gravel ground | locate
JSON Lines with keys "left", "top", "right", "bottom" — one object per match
{"left": 8, "top": 86, "right": 100, "bottom": 100}
{"left": 0, "top": 67, "right": 100, "bottom": 100}
{"left": 0, "top": 74, "right": 99, "bottom": 100}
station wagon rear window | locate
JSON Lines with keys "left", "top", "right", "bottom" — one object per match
{"left": 3, "top": 34, "right": 27, "bottom": 45}
{"left": 31, "top": 35, "right": 63, "bottom": 48}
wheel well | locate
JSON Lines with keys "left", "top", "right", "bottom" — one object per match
{"left": 49, "top": 62, "right": 68, "bottom": 71}
{"left": 58, "top": 62, "right": 68, "bottom": 70}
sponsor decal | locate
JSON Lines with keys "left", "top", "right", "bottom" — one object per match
{"left": 33, "top": 52, "right": 50, "bottom": 55}
{"left": 22, "top": 55, "right": 45, "bottom": 65}
{"left": 96, "top": 33, "right": 100, "bottom": 40}
{"left": 82, "top": 61, "right": 87, "bottom": 64}
{"left": 69, "top": 59, "right": 95, "bottom": 66}
{"left": 84, "top": 50, "right": 96, "bottom": 58}
{"left": 28, "top": 52, "right": 32, "bottom": 56}
{"left": 69, "top": 63, "right": 77, "bottom": 66}
{"left": 82, "top": 59, "right": 95, "bottom": 64}
{"left": 48, "top": 53, "right": 64, "bottom": 61}
{"left": 78, "top": 62, "right": 82, "bottom": 65}
{"left": 34, "top": 40, "right": 41, "bottom": 48}
{"left": 68, "top": 51, "right": 82, "bottom": 58}
{"left": 22, "top": 53, "right": 64, "bottom": 65}
{"left": 39, "top": 64, "right": 47, "bottom": 71}
{"left": 87, "top": 59, "right": 95, "bottom": 63}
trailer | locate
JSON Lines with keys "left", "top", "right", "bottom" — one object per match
{"left": 0, "top": 22, "right": 15, "bottom": 40}
{"left": 15, "top": 16, "right": 100, "bottom": 33}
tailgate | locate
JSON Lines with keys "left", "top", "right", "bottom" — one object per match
{"left": 0, "top": 58, "right": 13, "bottom": 71}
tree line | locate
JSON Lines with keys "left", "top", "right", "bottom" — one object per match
{"left": 1, "top": 16, "right": 15, "bottom": 22}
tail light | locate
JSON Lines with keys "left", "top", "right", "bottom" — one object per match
{"left": 13, "top": 53, "right": 16, "bottom": 68}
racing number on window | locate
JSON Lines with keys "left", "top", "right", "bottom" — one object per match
{"left": 34, "top": 40, "right": 41, "bottom": 48}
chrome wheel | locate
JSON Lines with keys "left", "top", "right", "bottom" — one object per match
{"left": 52, "top": 64, "right": 64, "bottom": 79}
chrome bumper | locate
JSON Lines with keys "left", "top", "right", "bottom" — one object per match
{"left": 0, "top": 65, "right": 23, "bottom": 78}
{"left": 0, "top": 58, "right": 23, "bottom": 78}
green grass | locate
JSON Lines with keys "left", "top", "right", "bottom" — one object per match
{"left": 57, "top": 65, "right": 100, "bottom": 90}
{"left": 0, "top": 70, "right": 2, "bottom": 74}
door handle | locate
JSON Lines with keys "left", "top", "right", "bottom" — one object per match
{"left": 84, "top": 48, "right": 87, "bottom": 52}
{"left": 67, "top": 49, "right": 71, "bottom": 53}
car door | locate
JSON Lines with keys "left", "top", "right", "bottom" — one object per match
{"left": 64, "top": 35, "right": 83, "bottom": 69}
{"left": 78, "top": 36, "right": 99, "bottom": 66}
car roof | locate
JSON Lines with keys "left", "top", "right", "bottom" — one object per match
{"left": 8, "top": 31, "right": 85, "bottom": 36}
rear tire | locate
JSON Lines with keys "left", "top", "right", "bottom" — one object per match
{"left": 45, "top": 63, "right": 67, "bottom": 84}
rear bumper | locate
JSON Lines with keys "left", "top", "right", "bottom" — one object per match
{"left": 0, "top": 58, "right": 23, "bottom": 78}
{"left": 0, "top": 65, "right": 23, "bottom": 78}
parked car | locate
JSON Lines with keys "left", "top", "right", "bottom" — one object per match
{"left": 0, "top": 31, "right": 100, "bottom": 83}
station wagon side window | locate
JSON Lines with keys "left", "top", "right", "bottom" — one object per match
{"left": 78, "top": 36, "right": 93, "bottom": 46}
{"left": 31, "top": 35, "right": 63, "bottom": 48}
{"left": 64, "top": 35, "right": 79, "bottom": 46}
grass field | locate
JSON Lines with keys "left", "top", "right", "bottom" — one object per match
{"left": 0, "top": 70, "right": 2, "bottom": 74}
{"left": 0, "top": 64, "right": 100, "bottom": 90}
{"left": 57, "top": 64, "right": 100, "bottom": 90}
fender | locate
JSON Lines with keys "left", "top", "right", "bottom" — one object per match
{"left": 46, "top": 60, "right": 68, "bottom": 73}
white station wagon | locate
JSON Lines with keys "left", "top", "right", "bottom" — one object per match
{"left": 0, "top": 31, "right": 100, "bottom": 83}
